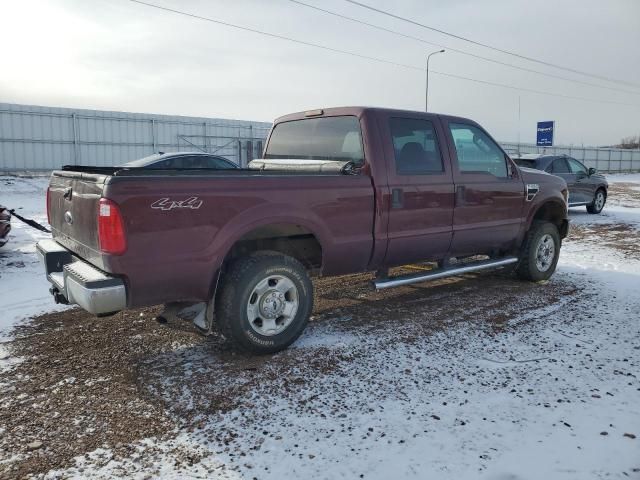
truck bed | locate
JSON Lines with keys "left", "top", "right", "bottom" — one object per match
{"left": 49, "top": 164, "right": 376, "bottom": 308}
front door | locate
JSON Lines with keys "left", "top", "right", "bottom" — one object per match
{"left": 444, "top": 120, "right": 525, "bottom": 257}
{"left": 381, "top": 113, "right": 454, "bottom": 267}
{"left": 566, "top": 157, "right": 593, "bottom": 204}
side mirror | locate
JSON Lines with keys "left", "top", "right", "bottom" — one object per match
{"left": 588, "top": 167, "right": 596, "bottom": 175}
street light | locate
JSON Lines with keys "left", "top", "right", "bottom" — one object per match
{"left": 426, "top": 49, "right": 445, "bottom": 112}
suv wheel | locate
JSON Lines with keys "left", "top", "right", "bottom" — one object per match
{"left": 587, "top": 189, "right": 606, "bottom": 214}
{"left": 516, "top": 221, "right": 561, "bottom": 282}
{"left": 215, "top": 252, "right": 313, "bottom": 354}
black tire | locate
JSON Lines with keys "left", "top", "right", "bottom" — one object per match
{"left": 586, "top": 188, "right": 606, "bottom": 214}
{"left": 516, "top": 221, "right": 561, "bottom": 282}
{"left": 214, "top": 252, "right": 313, "bottom": 354}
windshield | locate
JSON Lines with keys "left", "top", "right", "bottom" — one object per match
{"left": 265, "top": 116, "right": 364, "bottom": 164}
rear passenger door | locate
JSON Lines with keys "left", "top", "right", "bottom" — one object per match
{"left": 545, "top": 157, "right": 580, "bottom": 203}
{"left": 380, "top": 113, "right": 454, "bottom": 267}
{"left": 445, "top": 121, "right": 525, "bottom": 257}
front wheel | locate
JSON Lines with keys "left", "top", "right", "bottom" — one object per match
{"left": 587, "top": 189, "right": 606, "bottom": 214}
{"left": 215, "top": 252, "right": 313, "bottom": 354}
{"left": 516, "top": 221, "right": 561, "bottom": 282}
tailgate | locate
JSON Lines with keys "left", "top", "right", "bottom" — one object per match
{"left": 48, "top": 171, "right": 107, "bottom": 265}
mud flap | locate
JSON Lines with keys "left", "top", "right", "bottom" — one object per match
{"left": 190, "top": 300, "right": 214, "bottom": 334}
{"left": 157, "top": 301, "right": 214, "bottom": 334}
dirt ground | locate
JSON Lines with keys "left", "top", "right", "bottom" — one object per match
{"left": 1, "top": 268, "right": 583, "bottom": 479}
{"left": 1, "top": 180, "right": 638, "bottom": 479}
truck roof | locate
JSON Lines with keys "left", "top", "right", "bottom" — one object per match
{"left": 274, "top": 106, "right": 474, "bottom": 124}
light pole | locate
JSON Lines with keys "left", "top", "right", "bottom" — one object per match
{"left": 426, "top": 49, "right": 445, "bottom": 112}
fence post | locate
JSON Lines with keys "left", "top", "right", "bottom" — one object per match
{"left": 151, "top": 119, "right": 157, "bottom": 153}
{"left": 72, "top": 113, "right": 80, "bottom": 165}
{"left": 203, "top": 122, "right": 208, "bottom": 152}
{"left": 620, "top": 150, "right": 622, "bottom": 172}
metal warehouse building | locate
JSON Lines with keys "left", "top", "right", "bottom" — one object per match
{"left": 0, "top": 103, "right": 272, "bottom": 171}
{"left": 1, "top": 102, "right": 638, "bottom": 173}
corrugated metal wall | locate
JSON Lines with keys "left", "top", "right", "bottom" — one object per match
{"left": 0, "top": 103, "right": 272, "bottom": 171}
{"left": 2, "top": 102, "right": 639, "bottom": 172}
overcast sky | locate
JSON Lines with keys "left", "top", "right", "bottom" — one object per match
{"left": 2, "top": 0, "right": 639, "bottom": 145}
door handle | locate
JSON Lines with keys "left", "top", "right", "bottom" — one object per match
{"left": 391, "top": 188, "right": 403, "bottom": 208}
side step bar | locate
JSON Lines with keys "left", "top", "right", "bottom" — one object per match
{"left": 373, "top": 257, "right": 519, "bottom": 290}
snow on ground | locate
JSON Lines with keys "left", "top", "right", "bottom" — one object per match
{"left": 1, "top": 173, "right": 639, "bottom": 479}
{"left": 568, "top": 175, "right": 640, "bottom": 229}
{"left": 0, "top": 176, "right": 68, "bottom": 342}
{"left": 46, "top": 256, "right": 639, "bottom": 480}
{"left": 606, "top": 173, "right": 640, "bottom": 185}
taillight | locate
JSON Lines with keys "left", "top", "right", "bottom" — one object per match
{"left": 98, "top": 198, "right": 127, "bottom": 255}
{"left": 46, "top": 187, "right": 51, "bottom": 225}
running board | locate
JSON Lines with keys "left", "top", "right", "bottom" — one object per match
{"left": 373, "top": 257, "right": 519, "bottom": 290}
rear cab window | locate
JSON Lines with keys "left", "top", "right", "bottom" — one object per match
{"left": 265, "top": 116, "right": 364, "bottom": 164}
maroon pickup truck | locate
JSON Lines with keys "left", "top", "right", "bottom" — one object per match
{"left": 37, "top": 107, "right": 569, "bottom": 353}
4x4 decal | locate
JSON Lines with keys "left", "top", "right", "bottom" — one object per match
{"left": 151, "top": 197, "right": 203, "bottom": 211}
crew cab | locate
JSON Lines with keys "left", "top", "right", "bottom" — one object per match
{"left": 37, "top": 107, "right": 569, "bottom": 353}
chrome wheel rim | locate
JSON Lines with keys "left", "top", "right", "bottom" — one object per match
{"left": 246, "top": 274, "right": 299, "bottom": 336}
{"left": 535, "top": 234, "right": 555, "bottom": 272}
{"left": 595, "top": 192, "right": 605, "bottom": 211}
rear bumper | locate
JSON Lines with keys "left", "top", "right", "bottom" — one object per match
{"left": 36, "top": 239, "right": 127, "bottom": 315}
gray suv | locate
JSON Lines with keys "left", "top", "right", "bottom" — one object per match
{"left": 514, "top": 154, "right": 608, "bottom": 214}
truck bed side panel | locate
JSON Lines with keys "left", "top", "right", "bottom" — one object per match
{"left": 102, "top": 174, "right": 374, "bottom": 307}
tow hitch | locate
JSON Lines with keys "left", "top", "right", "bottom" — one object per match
{"left": 49, "top": 286, "right": 69, "bottom": 305}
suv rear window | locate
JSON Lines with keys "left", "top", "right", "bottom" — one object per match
{"left": 265, "top": 116, "right": 364, "bottom": 164}
{"left": 514, "top": 159, "right": 536, "bottom": 169}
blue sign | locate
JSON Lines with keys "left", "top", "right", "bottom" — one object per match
{"left": 536, "top": 121, "right": 554, "bottom": 146}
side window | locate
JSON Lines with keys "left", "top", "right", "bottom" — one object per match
{"left": 209, "top": 157, "right": 236, "bottom": 168}
{"left": 180, "top": 156, "right": 203, "bottom": 168}
{"left": 567, "top": 158, "right": 587, "bottom": 174}
{"left": 389, "top": 118, "right": 444, "bottom": 175}
{"left": 152, "top": 158, "right": 181, "bottom": 169}
{"left": 449, "top": 123, "right": 507, "bottom": 178}
{"left": 547, "top": 158, "right": 570, "bottom": 173}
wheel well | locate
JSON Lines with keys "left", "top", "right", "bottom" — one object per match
{"left": 227, "top": 224, "right": 323, "bottom": 272}
{"left": 532, "top": 201, "right": 568, "bottom": 238}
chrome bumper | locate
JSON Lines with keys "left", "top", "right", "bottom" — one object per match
{"left": 36, "top": 239, "right": 127, "bottom": 315}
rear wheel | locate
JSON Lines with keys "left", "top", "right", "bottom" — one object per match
{"left": 516, "top": 221, "right": 561, "bottom": 282}
{"left": 587, "top": 188, "right": 606, "bottom": 214}
{"left": 215, "top": 252, "right": 313, "bottom": 354}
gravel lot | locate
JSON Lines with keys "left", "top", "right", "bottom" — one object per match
{"left": 1, "top": 177, "right": 639, "bottom": 479}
